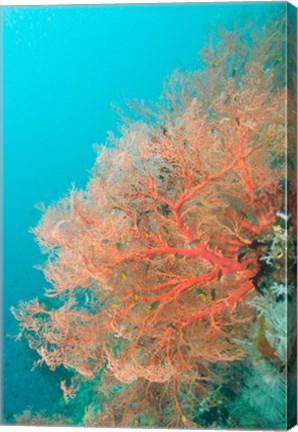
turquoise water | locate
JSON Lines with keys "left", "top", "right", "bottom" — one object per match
{"left": 1, "top": 2, "right": 286, "bottom": 424}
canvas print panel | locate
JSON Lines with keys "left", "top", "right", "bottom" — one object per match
{"left": 1, "top": 2, "right": 297, "bottom": 429}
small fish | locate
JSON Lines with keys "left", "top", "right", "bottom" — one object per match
{"left": 102, "top": 239, "right": 110, "bottom": 244}
{"left": 217, "top": 269, "right": 223, "bottom": 282}
{"left": 174, "top": 253, "right": 184, "bottom": 260}
{"left": 209, "top": 98, "right": 215, "bottom": 104}
{"left": 112, "top": 304, "right": 118, "bottom": 309}
{"left": 188, "top": 238, "right": 201, "bottom": 247}
{"left": 235, "top": 117, "right": 241, "bottom": 126}
{"left": 197, "top": 293, "right": 207, "bottom": 301}
{"left": 232, "top": 67, "right": 238, "bottom": 76}
{"left": 196, "top": 200, "right": 208, "bottom": 207}
{"left": 134, "top": 293, "right": 139, "bottom": 301}
{"left": 121, "top": 271, "right": 127, "bottom": 280}
{"left": 116, "top": 242, "right": 124, "bottom": 251}
{"left": 146, "top": 301, "right": 160, "bottom": 313}
{"left": 211, "top": 288, "right": 216, "bottom": 301}
{"left": 195, "top": 288, "right": 206, "bottom": 295}
{"left": 277, "top": 57, "right": 283, "bottom": 62}
{"left": 213, "top": 60, "right": 220, "bottom": 68}
{"left": 145, "top": 231, "right": 150, "bottom": 238}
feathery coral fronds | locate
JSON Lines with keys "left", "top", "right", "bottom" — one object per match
{"left": 12, "top": 17, "right": 291, "bottom": 427}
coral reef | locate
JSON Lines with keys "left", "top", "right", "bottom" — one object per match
{"left": 230, "top": 282, "right": 296, "bottom": 429}
{"left": 12, "top": 16, "right": 295, "bottom": 428}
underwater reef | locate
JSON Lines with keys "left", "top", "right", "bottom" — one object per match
{"left": 12, "top": 14, "right": 297, "bottom": 429}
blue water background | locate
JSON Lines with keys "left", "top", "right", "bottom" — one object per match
{"left": 1, "top": 2, "right": 284, "bottom": 422}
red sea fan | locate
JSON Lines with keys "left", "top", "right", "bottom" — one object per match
{"left": 12, "top": 18, "right": 289, "bottom": 427}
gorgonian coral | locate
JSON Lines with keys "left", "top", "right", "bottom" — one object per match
{"left": 12, "top": 17, "right": 293, "bottom": 427}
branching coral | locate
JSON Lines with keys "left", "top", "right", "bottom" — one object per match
{"left": 229, "top": 283, "right": 296, "bottom": 429}
{"left": 228, "top": 205, "right": 297, "bottom": 430}
{"left": 12, "top": 17, "right": 292, "bottom": 428}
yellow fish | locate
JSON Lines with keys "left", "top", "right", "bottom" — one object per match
{"left": 121, "top": 271, "right": 127, "bottom": 280}
{"left": 146, "top": 301, "right": 160, "bottom": 313}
